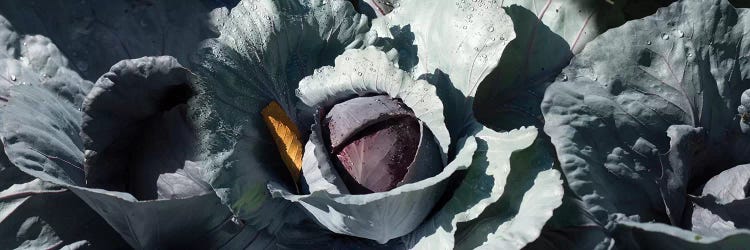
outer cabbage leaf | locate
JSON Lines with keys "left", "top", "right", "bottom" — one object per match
{"left": 453, "top": 132, "right": 562, "bottom": 249}
{"left": 690, "top": 164, "right": 750, "bottom": 238}
{"left": 472, "top": 0, "right": 628, "bottom": 130}
{"left": 0, "top": 15, "right": 92, "bottom": 107}
{"left": 455, "top": 1, "right": 679, "bottom": 247}
{"left": 611, "top": 217, "right": 750, "bottom": 250}
{"left": 0, "top": 22, "right": 127, "bottom": 247}
{"left": 0, "top": 179, "right": 129, "bottom": 249}
{"left": 401, "top": 124, "right": 559, "bottom": 250}
{"left": 363, "top": 0, "right": 564, "bottom": 247}
{"left": 541, "top": 0, "right": 750, "bottom": 246}
{"left": 472, "top": 0, "right": 679, "bottom": 131}
{"left": 82, "top": 56, "right": 208, "bottom": 200}
{"left": 0, "top": 0, "right": 230, "bottom": 81}
{"left": 370, "top": 0, "right": 515, "bottom": 139}
{"left": 189, "top": 0, "right": 370, "bottom": 232}
{"left": 0, "top": 15, "right": 91, "bottom": 185}
{"left": 0, "top": 52, "right": 261, "bottom": 248}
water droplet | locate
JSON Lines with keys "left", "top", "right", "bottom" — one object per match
{"left": 345, "top": 57, "right": 351, "bottom": 61}
{"left": 662, "top": 34, "right": 669, "bottom": 40}
{"left": 358, "top": 72, "right": 363, "bottom": 76}
{"left": 76, "top": 61, "right": 88, "bottom": 71}
{"left": 488, "top": 26, "right": 494, "bottom": 32}
{"left": 10, "top": 75, "right": 16, "bottom": 81}
{"left": 562, "top": 74, "right": 568, "bottom": 81}
{"left": 646, "top": 41, "right": 652, "bottom": 45}
{"left": 462, "top": 25, "right": 467, "bottom": 30}
{"left": 677, "top": 30, "right": 684, "bottom": 38}
{"left": 499, "top": 36, "right": 505, "bottom": 41}
{"left": 231, "top": 216, "right": 245, "bottom": 227}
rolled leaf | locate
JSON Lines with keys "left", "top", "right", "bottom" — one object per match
{"left": 82, "top": 56, "right": 206, "bottom": 200}
{"left": 0, "top": 52, "right": 258, "bottom": 248}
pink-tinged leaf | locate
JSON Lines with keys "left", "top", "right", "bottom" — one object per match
{"left": 325, "top": 95, "right": 413, "bottom": 151}
{"left": 336, "top": 117, "right": 420, "bottom": 193}
{"left": 324, "top": 95, "right": 442, "bottom": 194}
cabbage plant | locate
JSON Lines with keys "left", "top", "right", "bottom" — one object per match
{"left": 0, "top": 0, "right": 568, "bottom": 249}
{"left": 542, "top": 0, "right": 750, "bottom": 248}
{"left": 190, "top": 0, "right": 565, "bottom": 248}
{"left": 7, "top": 0, "right": 748, "bottom": 249}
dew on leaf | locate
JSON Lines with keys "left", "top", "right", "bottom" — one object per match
{"left": 76, "top": 61, "right": 89, "bottom": 71}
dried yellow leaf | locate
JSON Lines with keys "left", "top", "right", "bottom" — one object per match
{"left": 261, "top": 101, "right": 303, "bottom": 183}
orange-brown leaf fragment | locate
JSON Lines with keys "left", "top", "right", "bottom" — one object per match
{"left": 261, "top": 101, "right": 303, "bottom": 183}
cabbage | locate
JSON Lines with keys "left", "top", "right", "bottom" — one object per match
{"left": 0, "top": 18, "right": 261, "bottom": 247}
{"left": 541, "top": 0, "right": 750, "bottom": 248}
{"left": 10, "top": 0, "right": 740, "bottom": 248}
